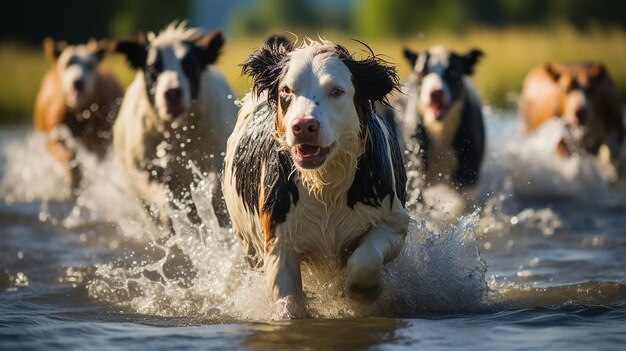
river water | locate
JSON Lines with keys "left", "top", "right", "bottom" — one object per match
{"left": 1, "top": 111, "right": 625, "bottom": 350}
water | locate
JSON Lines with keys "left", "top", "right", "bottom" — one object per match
{"left": 1, "top": 111, "right": 626, "bottom": 350}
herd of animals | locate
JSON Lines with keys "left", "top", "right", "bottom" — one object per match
{"left": 32, "top": 22, "right": 625, "bottom": 317}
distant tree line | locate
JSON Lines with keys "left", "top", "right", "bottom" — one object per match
{"left": 0, "top": 0, "right": 189, "bottom": 44}
{"left": 353, "top": 0, "right": 626, "bottom": 36}
{"left": 228, "top": 0, "right": 626, "bottom": 36}
{"left": 1, "top": 0, "right": 624, "bottom": 44}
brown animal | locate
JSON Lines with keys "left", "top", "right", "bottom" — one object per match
{"left": 34, "top": 38, "right": 123, "bottom": 196}
{"left": 519, "top": 63, "right": 625, "bottom": 162}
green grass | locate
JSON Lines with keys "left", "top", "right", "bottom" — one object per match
{"left": 2, "top": 25, "right": 625, "bottom": 125}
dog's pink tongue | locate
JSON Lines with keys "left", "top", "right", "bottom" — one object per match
{"left": 431, "top": 102, "right": 448, "bottom": 120}
{"left": 298, "top": 144, "right": 320, "bottom": 156}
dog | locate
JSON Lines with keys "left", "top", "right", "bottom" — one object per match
{"left": 384, "top": 45, "right": 485, "bottom": 191}
{"left": 519, "top": 63, "right": 625, "bottom": 164}
{"left": 222, "top": 36, "right": 409, "bottom": 317}
{"left": 112, "top": 22, "right": 237, "bottom": 230}
{"left": 34, "top": 38, "right": 123, "bottom": 196}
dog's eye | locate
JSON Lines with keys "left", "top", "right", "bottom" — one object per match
{"left": 329, "top": 87, "right": 344, "bottom": 98}
{"left": 280, "top": 86, "right": 292, "bottom": 96}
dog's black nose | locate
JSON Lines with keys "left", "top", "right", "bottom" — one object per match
{"left": 73, "top": 80, "right": 84, "bottom": 91}
{"left": 574, "top": 107, "right": 588, "bottom": 125}
{"left": 165, "top": 88, "right": 183, "bottom": 104}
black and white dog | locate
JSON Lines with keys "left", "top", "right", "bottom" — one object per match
{"left": 223, "top": 37, "right": 409, "bottom": 317}
{"left": 390, "top": 45, "right": 485, "bottom": 189}
{"left": 113, "top": 22, "right": 237, "bottom": 229}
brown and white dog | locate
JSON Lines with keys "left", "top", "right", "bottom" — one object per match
{"left": 519, "top": 63, "right": 625, "bottom": 163}
{"left": 223, "top": 37, "right": 409, "bottom": 317}
{"left": 385, "top": 45, "right": 485, "bottom": 190}
{"left": 34, "top": 38, "right": 123, "bottom": 196}
{"left": 112, "top": 22, "right": 237, "bottom": 229}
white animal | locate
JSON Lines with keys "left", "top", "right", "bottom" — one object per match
{"left": 223, "top": 37, "right": 409, "bottom": 317}
{"left": 113, "top": 22, "right": 237, "bottom": 229}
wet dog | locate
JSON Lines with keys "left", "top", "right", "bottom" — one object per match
{"left": 385, "top": 45, "right": 485, "bottom": 191}
{"left": 519, "top": 63, "right": 625, "bottom": 165}
{"left": 222, "top": 37, "right": 409, "bottom": 317}
{"left": 112, "top": 22, "right": 237, "bottom": 230}
{"left": 34, "top": 38, "right": 123, "bottom": 196}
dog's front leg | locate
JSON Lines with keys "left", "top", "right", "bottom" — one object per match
{"left": 345, "top": 224, "right": 405, "bottom": 299}
{"left": 264, "top": 241, "right": 305, "bottom": 318}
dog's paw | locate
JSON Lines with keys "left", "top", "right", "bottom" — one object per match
{"left": 345, "top": 248, "right": 383, "bottom": 301}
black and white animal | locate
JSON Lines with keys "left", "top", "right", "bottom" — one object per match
{"left": 391, "top": 45, "right": 485, "bottom": 189}
{"left": 112, "top": 22, "right": 237, "bottom": 229}
{"left": 223, "top": 36, "right": 409, "bottom": 317}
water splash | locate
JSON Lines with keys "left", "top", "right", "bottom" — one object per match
{"left": 2, "top": 111, "right": 624, "bottom": 321}
{"left": 481, "top": 117, "right": 613, "bottom": 201}
{"left": 0, "top": 131, "right": 69, "bottom": 202}
{"left": 85, "top": 172, "right": 493, "bottom": 320}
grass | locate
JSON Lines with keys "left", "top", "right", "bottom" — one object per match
{"left": 1, "top": 25, "right": 625, "bottom": 125}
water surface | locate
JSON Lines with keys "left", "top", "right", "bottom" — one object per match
{"left": 1, "top": 112, "right": 625, "bottom": 350}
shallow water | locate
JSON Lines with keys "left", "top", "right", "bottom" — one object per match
{"left": 1, "top": 111, "right": 625, "bottom": 350}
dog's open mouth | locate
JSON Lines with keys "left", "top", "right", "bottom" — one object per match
{"left": 68, "top": 89, "right": 85, "bottom": 106}
{"left": 430, "top": 101, "right": 449, "bottom": 121}
{"left": 291, "top": 144, "right": 333, "bottom": 169}
{"left": 166, "top": 104, "right": 186, "bottom": 118}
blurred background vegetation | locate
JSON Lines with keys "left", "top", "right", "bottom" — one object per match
{"left": 1, "top": 0, "right": 625, "bottom": 124}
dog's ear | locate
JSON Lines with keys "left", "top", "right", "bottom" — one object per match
{"left": 545, "top": 63, "right": 562, "bottom": 82}
{"left": 589, "top": 63, "right": 606, "bottom": 80}
{"left": 242, "top": 35, "right": 293, "bottom": 104}
{"left": 403, "top": 47, "right": 419, "bottom": 68}
{"left": 339, "top": 42, "right": 399, "bottom": 107}
{"left": 193, "top": 30, "right": 224, "bottom": 66}
{"left": 43, "top": 38, "right": 67, "bottom": 62}
{"left": 461, "top": 48, "right": 483, "bottom": 75}
{"left": 112, "top": 34, "right": 147, "bottom": 70}
{"left": 87, "top": 38, "right": 109, "bottom": 61}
